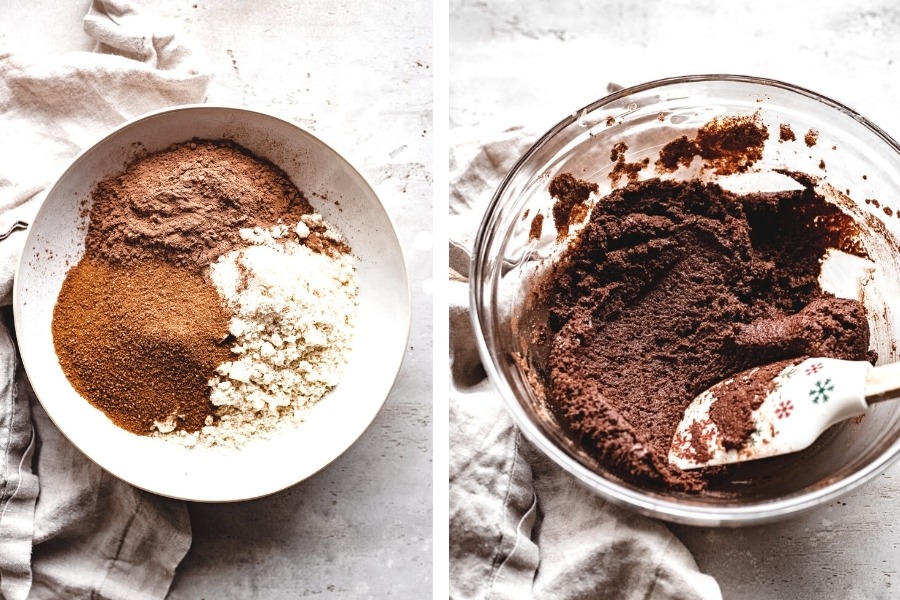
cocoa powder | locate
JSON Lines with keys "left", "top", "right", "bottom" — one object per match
{"left": 53, "top": 139, "right": 320, "bottom": 434}
{"left": 84, "top": 140, "right": 313, "bottom": 270}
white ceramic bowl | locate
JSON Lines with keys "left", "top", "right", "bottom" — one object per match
{"left": 14, "top": 105, "right": 410, "bottom": 502}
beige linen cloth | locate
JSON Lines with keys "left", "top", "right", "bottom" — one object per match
{"left": 0, "top": 1, "right": 208, "bottom": 598}
{"left": 449, "top": 127, "right": 723, "bottom": 600}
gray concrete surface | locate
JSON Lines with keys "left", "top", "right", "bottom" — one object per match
{"left": 3, "top": 1, "right": 433, "bottom": 598}
{"left": 451, "top": 1, "right": 900, "bottom": 598}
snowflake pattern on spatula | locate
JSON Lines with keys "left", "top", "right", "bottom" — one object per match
{"left": 809, "top": 378, "right": 834, "bottom": 404}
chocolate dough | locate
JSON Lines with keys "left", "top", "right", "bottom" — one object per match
{"left": 541, "top": 176, "right": 872, "bottom": 492}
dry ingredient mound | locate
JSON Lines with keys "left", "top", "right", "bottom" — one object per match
{"left": 53, "top": 139, "right": 356, "bottom": 442}
{"left": 52, "top": 258, "right": 233, "bottom": 434}
{"left": 158, "top": 219, "right": 359, "bottom": 448}
{"left": 540, "top": 174, "right": 873, "bottom": 493}
{"left": 84, "top": 139, "right": 314, "bottom": 270}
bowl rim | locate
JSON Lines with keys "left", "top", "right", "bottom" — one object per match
{"left": 13, "top": 103, "right": 412, "bottom": 502}
{"left": 469, "top": 74, "right": 900, "bottom": 526}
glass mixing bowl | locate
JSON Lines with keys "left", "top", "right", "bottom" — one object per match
{"left": 470, "top": 75, "right": 900, "bottom": 526}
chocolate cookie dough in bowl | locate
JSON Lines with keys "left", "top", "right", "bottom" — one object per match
{"left": 14, "top": 105, "right": 410, "bottom": 501}
{"left": 470, "top": 75, "right": 900, "bottom": 526}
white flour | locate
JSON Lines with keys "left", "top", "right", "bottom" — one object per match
{"left": 156, "top": 215, "right": 358, "bottom": 447}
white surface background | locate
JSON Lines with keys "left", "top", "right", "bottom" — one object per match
{"left": 451, "top": 1, "right": 900, "bottom": 598}
{"left": 3, "top": 0, "right": 432, "bottom": 598}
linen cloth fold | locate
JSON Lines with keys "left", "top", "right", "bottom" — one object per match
{"left": 0, "top": 1, "right": 208, "bottom": 598}
{"left": 449, "top": 127, "right": 723, "bottom": 600}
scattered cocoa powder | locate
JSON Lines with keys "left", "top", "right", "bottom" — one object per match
{"left": 779, "top": 123, "right": 796, "bottom": 142}
{"left": 656, "top": 113, "right": 769, "bottom": 175}
{"left": 609, "top": 141, "right": 649, "bottom": 186}
{"left": 654, "top": 136, "right": 697, "bottom": 172}
{"left": 548, "top": 173, "right": 597, "bottom": 240}
{"left": 540, "top": 175, "right": 872, "bottom": 493}
{"left": 805, "top": 128, "right": 819, "bottom": 147}
{"left": 528, "top": 212, "right": 544, "bottom": 242}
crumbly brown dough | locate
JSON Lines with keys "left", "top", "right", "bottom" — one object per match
{"left": 707, "top": 359, "right": 799, "bottom": 450}
{"left": 656, "top": 113, "right": 769, "bottom": 175}
{"left": 540, "top": 176, "right": 872, "bottom": 492}
{"left": 609, "top": 142, "right": 649, "bottom": 186}
{"left": 548, "top": 173, "right": 597, "bottom": 240}
{"left": 779, "top": 123, "right": 797, "bottom": 142}
{"left": 805, "top": 129, "right": 819, "bottom": 147}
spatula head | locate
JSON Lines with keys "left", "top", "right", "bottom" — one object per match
{"left": 669, "top": 357, "right": 871, "bottom": 470}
